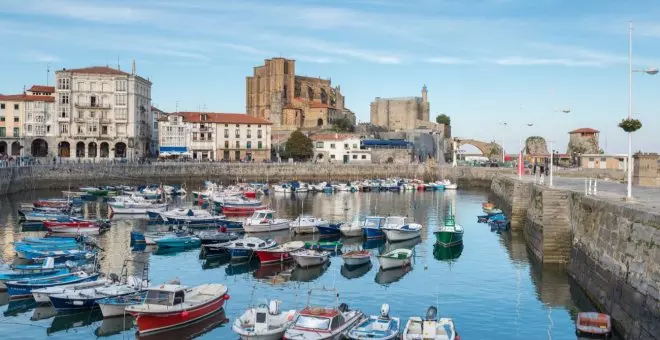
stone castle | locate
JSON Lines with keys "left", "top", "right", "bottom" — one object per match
{"left": 246, "top": 58, "right": 355, "bottom": 130}
{"left": 369, "top": 85, "right": 432, "bottom": 131}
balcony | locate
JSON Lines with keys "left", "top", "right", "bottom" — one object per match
{"left": 75, "top": 103, "right": 111, "bottom": 109}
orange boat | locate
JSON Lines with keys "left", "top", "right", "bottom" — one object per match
{"left": 576, "top": 312, "right": 611, "bottom": 337}
{"left": 482, "top": 202, "right": 495, "bottom": 210}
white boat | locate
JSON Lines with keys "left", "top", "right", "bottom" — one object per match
{"left": 377, "top": 249, "right": 413, "bottom": 270}
{"left": 294, "top": 182, "right": 311, "bottom": 193}
{"left": 290, "top": 215, "right": 329, "bottom": 234}
{"left": 440, "top": 179, "right": 457, "bottom": 190}
{"left": 291, "top": 249, "right": 330, "bottom": 268}
{"left": 232, "top": 300, "right": 296, "bottom": 340}
{"left": 243, "top": 210, "right": 291, "bottom": 233}
{"left": 341, "top": 250, "right": 371, "bottom": 267}
{"left": 402, "top": 306, "right": 458, "bottom": 340}
{"left": 97, "top": 290, "right": 146, "bottom": 318}
{"left": 347, "top": 304, "right": 400, "bottom": 340}
{"left": 381, "top": 217, "right": 423, "bottom": 242}
{"left": 272, "top": 184, "right": 292, "bottom": 193}
{"left": 108, "top": 195, "right": 168, "bottom": 214}
{"left": 310, "top": 182, "right": 328, "bottom": 192}
{"left": 333, "top": 183, "right": 351, "bottom": 191}
{"left": 340, "top": 215, "right": 365, "bottom": 237}
{"left": 159, "top": 207, "right": 226, "bottom": 225}
{"left": 32, "top": 278, "right": 114, "bottom": 303}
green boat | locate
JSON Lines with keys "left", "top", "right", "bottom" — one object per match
{"left": 304, "top": 241, "right": 343, "bottom": 252}
{"left": 79, "top": 187, "right": 109, "bottom": 196}
{"left": 434, "top": 214, "right": 464, "bottom": 247}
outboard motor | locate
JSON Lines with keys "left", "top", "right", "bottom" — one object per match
{"left": 425, "top": 306, "right": 438, "bottom": 321}
{"left": 380, "top": 304, "right": 390, "bottom": 318}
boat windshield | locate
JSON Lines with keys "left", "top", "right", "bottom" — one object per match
{"left": 364, "top": 217, "right": 384, "bottom": 228}
{"left": 294, "top": 315, "right": 330, "bottom": 330}
{"left": 385, "top": 217, "right": 405, "bottom": 226}
{"left": 144, "top": 290, "right": 173, "bottom": 306}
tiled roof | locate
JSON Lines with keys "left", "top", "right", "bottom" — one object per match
{"left": 28, "top": 85, "right": 55, "bottom": 93}
{"left": 569, "top": 128, "right": 599, "bottom": 134}
{"left": 310, "top": 133, "right": 359, "bottom": 141}
{"left": 179, "top": 112, "right": 272, "bottom": 125}
{"left": 0, "top": 94, "right": 55, "bottom": 102}
{"left": 60, "top": 66, "right": 130, "bottom": 76}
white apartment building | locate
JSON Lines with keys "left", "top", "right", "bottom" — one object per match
{"left": 311, "top": 133, "right": 371, "bottom": 163}
{"left": 54, "top": 64, "right": 152, "bottom": 160}
{"left": 158, "top": 114, "right": 189, "bottom": 156}
{"left": 151, "top": 106, "right": 168, "bottom": 156}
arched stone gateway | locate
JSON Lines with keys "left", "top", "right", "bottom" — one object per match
{"left": 76, "top": 142, "right": 85, "bottom": 158}
{"left": 11, "top": 141, "right": 20, "bottom": 156}
{"left": 317, "top": 118, "right": 323, "bottom": 127}
{"left": 88, "top": 142, "right": 97, "bottom": 158}
{"left": 100, "top": 142, "right": 109, "bottom": 158}
{"left": 0, "top": 141, "right": 7, "bottom": 155}
{"left": 32, "top": 139, "right": 49, "bottom": 157}
{"left": 454, "top": 138, "right": 504, "bottom": 161}
{"left": 115, "top": 142, "right": 127, "bottom": 158}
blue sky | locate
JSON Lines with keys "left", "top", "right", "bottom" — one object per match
{"left": 0, "top": 0, "right": 659, "bottom": 154}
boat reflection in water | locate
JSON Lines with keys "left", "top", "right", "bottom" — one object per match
{"left": 432, "top": 243, "right": 464, "bottom": 262}
{"left": 202, "top": 254, "right": 231, "bottom": 270}
{"left": 375, "top": 266, "right": 412, "bottom": 286}
{"left": 47, "top": 309, "right": 104, "bottom": 335}
{"left": 383, "top": 237, "right": 421, "bottom": 253}
{"left": 340, "top": 262, "right": 373, "bottom": 280}
{"left": 362, "top": 238, "right": 386, "bottom": 251}
{"left": 31, "top": 304, "right": 57, "bottom": 321}
{"left": 286, "top": 261, "right": 330, "bottom": 282}
{"left": 0, "top": 292, "right": 8, "bottom": 306}
{"left": 136, "top": 309, "right": 228, "bottom": 340}
{"left": 253, "top": 262, "right": 295, "bottom": 284}
{"left": 154, "top": 246, "right": 199, "bottom": 256}
{"left": 94, "top": 315, "right": 136, "bottom": 337}
{"left": 225, "top": 258, "right": 259, "bottom": 276}
{"left": 4, "top": 297, "right": 37, "bottom": 317}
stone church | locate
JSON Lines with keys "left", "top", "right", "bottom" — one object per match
{"left": 246, "top": 58, "right": 355, "bottom": 130}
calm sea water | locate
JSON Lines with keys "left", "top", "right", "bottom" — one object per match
{"left": 0, "top": 189, "right": 604, "bottom": 340}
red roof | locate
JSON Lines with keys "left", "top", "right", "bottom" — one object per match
{"left": 569, "top": 128, "right": 599, "bottom": 134}
{"left": 310, "top": 133, "right": 359, "bottom": 141}
{"left": 28, "top": 85, "right": 55, "bottom": 93}
{"left": 61, "top": 66, "right": 129, "bottom": 76}
{"left": 179, "top": 112, "right": 272, "bottom": 125}
{"left": 0, "top": 94, "right": 55, "bottom": 102}
{"left": 299, "top": 307, "right": 339, "bottom": 318}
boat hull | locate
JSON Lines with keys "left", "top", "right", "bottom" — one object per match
{"left": 382, "top": 229, "right": 421, "bottom": 242}
{"left": 342, "top": 256, "right": 371, "bottom": 267}
{"left": 434, "top": 230, "right": 463, "bottom": 247}
{"left": 133, "top": 294, "right": 227, "bottom": 335}
{"left": 47, "top": 226, "right": 100, "bottom": 235}
{"left": 340, "top": 225, "right": 363, "bottom": 237}
{"left": 293, "top": 254, "right": 328, "bottom": 268}
{"left": 155, "top": 237, "right": 201, "bottom": 248}
{"left": 6, "top": 274, "right": 99, "bottom": 297}
{"left": 243, "top": 222, "right": 290, "bottom": 233}
{"left": 378, "top": 257, "right": 411, "bottom": 270}
{"left": 363, "top": 227, "right": 384, "bottom": 239}
{"left": 317, "top": 224, "right": 341, "bottom": 237}
{"left": 254, "top": 250, "right": 293, "bottom": 264}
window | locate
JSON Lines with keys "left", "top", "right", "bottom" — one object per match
{"left": 247, "top": 130, "right": 251, "bottom": 138}
{"left": 0, "top": 103, "right": 5, "bottom": 109}
{"left": 353, "top": 155, "right": 357, "bottom": 159}
{"left": 344, "top": 143, "right": 349, "bottom": 149}
{"left": 224, "top": 129, "right": 229, "bottom": 138}
{"left": 589, "top": 157, "right": 594, "bottom": 161}
{"left": 116, "top": 94, "right": 127, "bottom": 105}
{"left": 58, "top": 78, "right": 70, "bottom": 90}
{"left": 257, "top": 129, "right": 262, "bottom": 138}
{"left": 60, "top": 107, "right": 69, "bottom": 118}
{"left": 116, "top": 108, "right": 127, "bottom": 120}
{"left": 193, "top": 133, "right": 198, "bottom": 141}
{"left": 247, "top": 141, "right": 252, "bottom": 149}
{"left": 46, "top": 126, "right": 50, "bottom": 133}
{"left": 330, "top": 143, "right": 336, "bottom": 149}
{"left": 60, "top": 124, "right": 69, "bottom": 134}
{"left": 153, "top": 122, "right": 158, "bottom": 129}
{"left": 235, "top": 150, "right": 240, "bottom": 160}
{"left": 224, "top": 141, "right": 229, "bottom": 148}
{"left": 78, "top": 125, "right": 85, "bottom": 134}
{"left": 235, "top": 124, "right": 239, "bottom": 127}
{"left": 361, "top": 155, "right": 367, "bottom": 159}
{"left": 27, "top": 125, "right": 31, "bottom": 132}
{"left": 59, "top": 93, "right": 69, "bottom": 104}
{"left": 315, "top": 141, "right": 324, "bottom": 148}
{"left": 13, "top": 117, "right": 19, "bottom": 122}
{"left": 13, "top": 127, "right": 19, "bottom": 137}
{"left": 600, "top": 157, "right": 606, "bottom": 162}
{"left": 258, "top": 141, "right": 263, "bottom": 149}
{"left": 331, "top": 155, "right": 335, "bottom": 159}
{"left": 235, "top": 129, "right": 240, "bottom": 138}
{"left": 0, "top": 127, "right": 5, "bottom": 137}
{"left": 13, "top": 104, "right": 19, "bottom": 110}
{"left": 0, "top": 116, "right": 4, "bottom": 122}
{"left": 353, "top": 144, "right": 358, "bottom": 149}
{"left": 207, "top": 133, "right": 212, "bottom": 140}
{"left": 116, "top": 80, "right": 127, "bottom": 91}
{"left": 235, "top": 141, "right": 240, "bottom": 148}
{"left": 90, "top": 111, "right": 95, "bottom": 119}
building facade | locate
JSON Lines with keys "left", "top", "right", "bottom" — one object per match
{"left": 311, "top": 133, "right": 371, "bottom": 163}
{"left": 158, "top": 114, "right": 189, "bottom": 156}
{"left": 579, "top": 153, "right": 628, "bottom": 170}
{"left": 53, "top": 64, "right": 152, "bottom": 160}
{"left": 246, "top": 58, "right": 354, "bottom": 130}
{"left": 633, "top": 152, "right": 660, "bottom": 187}
{"left": 567, "top": 128, "right": 600, "bottom": 162}
{"left": 151, "top": 106, "right": 168, "bottom": 156}
{"left": 370, "top": 86, "right": 431, "bottom": 131}
{"left": 0, "top": 95, "right": 25, "bottom": 157}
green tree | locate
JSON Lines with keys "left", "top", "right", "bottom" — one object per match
{"left": 285, "top": 130, "right": 313, "bottom": 161}
{"left": 330, "top": 117, "right": 355, "bottom": 132}
{"left": 435, "top": 114, "right": 451, "bottom": 125}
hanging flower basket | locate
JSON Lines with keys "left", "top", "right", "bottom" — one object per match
{"left": 618, "top": 118, "right": 642, "bottom": 132}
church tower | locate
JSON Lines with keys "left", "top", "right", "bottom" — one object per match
{"left": 422, "top": 84, "right": 428, "bottom": 103}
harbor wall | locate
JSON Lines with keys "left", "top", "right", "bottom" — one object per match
{"left": 490, "top": 176, "right": 660, "bottom": 340}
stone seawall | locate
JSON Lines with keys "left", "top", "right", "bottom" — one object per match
{"left": 491, "top": 177, "right": 659, "bottom": 340}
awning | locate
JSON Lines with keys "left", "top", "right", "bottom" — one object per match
{"left": 159, "top": 146, "right": 188, "bottom": 154}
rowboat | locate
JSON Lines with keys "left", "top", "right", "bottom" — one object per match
{"left": 97, "top": 291, "right": 147, "bottom": 318}
{"left": 154, "top": 234, "right": 201, "bottom": 248}
{"left": 126, "top": 283, "right": 230, "bottom": 335}
{"left": 304, "top": 241, "right": 343, "bottom": 252}
{"left": 32, "top": 278, "right": 113, "bottom": 303}
{"left": 195, "top": 229, "right": 239, "bottom": 244}
{"left": 223, "top": 237, "right": 277, "bottom": 261}
{"left": 232, "top": 300, "right": 296, "bottom": 340}
{"left": 377, "top": 249, "right": 413, "bottom": 270}
{"left": 222, "top": 204, "right": 269, "bottom": 216}
{"left": 243, "top": 210, "right": 291, "bottom": 233}
{"left": 576, "top": 312, "right": 611, "bottom": 337}
{"left": 347, "top": 304, "right": 400, "bottom": 340}
{"left": 341, "top": 250, "right": 371, "bottom": 267}
{"left": 49, "top": 277, "right": 148, "bottom": 312}
{"left": 22, "top": 211, "right": 71, "bottom": 222}
{"left": 15, "top": 246, "right": 93, "bottom": 260}
{"left": 381, "top": 217, "right": 423, "bottom": 242}
{"left": 159, "top": 208, "right": 227, "bottom": 225}
{"left": 291, "top": 249, "right": 330, "bottom": 268}
{"left": 289, "top": 215, "right": 329, "bottom": 234}
{"left": 5, "top": 271, "right": 100, "bottom": 297}
{"left": 254, "top": 241, "right": 305, "bottom": 264}
{"left": 402, "top": 306, "right": 458, "bottom": 340}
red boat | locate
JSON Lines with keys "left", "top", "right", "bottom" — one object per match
{"left": 576, "top": 312, "right": 612, "bottom": 338}
{"left": 221, "top": 204, "right": 267, "bottom": 216}
{"left": 126, "top": 283, "right": 230, "bottom": 335}
{"left": 254, "top": 241, "right": 305, "bottom": 264}
{"left": 33, "top": 199, "right": 70, "bottom": 208}
{"left": 242, "top": 191, "right": 257, "bottom": 198}
{"left": 43, "top": 220, "right": 95, "bottom": 228}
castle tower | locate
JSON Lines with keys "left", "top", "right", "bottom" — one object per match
{"left": 422, "top": 84, "right": 428, "bottom": 103}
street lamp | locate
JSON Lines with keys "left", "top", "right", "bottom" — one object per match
{"left": 500, "top": 122, "right": 508, "bottom": 162}
{"left": 627, "top": 21, "right": 657, "bottom": 199}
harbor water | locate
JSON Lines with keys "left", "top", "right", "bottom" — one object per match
{"left": 0, "top": 189, "right": 605, "bottom": 339}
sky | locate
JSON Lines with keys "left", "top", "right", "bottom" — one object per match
{"left": 0, "top": 0, "right": 659, "bottom": 154}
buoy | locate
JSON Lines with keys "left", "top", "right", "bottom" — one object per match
{"left": 181, "top": 310, "right": 189, "bottom": 318}
{"left": 224, "top": 294, "right": 230, "bottom": 300}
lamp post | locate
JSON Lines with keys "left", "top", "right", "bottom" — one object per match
{"left": 500, "top": 122, "right": 507, "bottom": 162}
{"left": 627, "top": 21, "right": 658, "bottom": 199}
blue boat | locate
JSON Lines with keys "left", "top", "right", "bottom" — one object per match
{"left": 348, "top": 304, "right": 400, "bottom": 340}
{"left": 16, "top": 247, "right": 95, "bottom": 261}
{"left": 363, "top": 216, "right": 387, "bottom": 239}
{"left": 12, "top": 260, "right": 86, "bottom": 272}
{"left": 22, "top": 211, "right": 71, "bottom": 222}
{"left": 20, "top": 237, "right": 80, "bottom": 245}
{"left": 97, "top": 291, "right": 147, "bottom": 317}
{"left": 14, "top": 242, "right": 81, "bottom": 251}
{"left": 317, "top": 223, "right": 342, "bottom": 237}
{"left": 5, "top": 272, "right": 100, "bottom": 297}
{"left": 489, "top": 219, "right": 510, "bottom": 231}
{"left": 154, "top": 234, "right": 201, "bottom": 248}
{"left": 223, "top": 237, "right": 276, "bottom": 261}
{"left": 487, "top": 214, "right": 506, "bottom": 223}
{"left": 0, "top": 268, "right": 69, "bottom": 282}
{"left": 217, "top": 219, "right": 244, "bottom": 232}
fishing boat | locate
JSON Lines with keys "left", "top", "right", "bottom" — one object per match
{"left": 32, "top": 278, "right": 114, "bottom": 303}
{"left": 33, "top": 198, "right": 74, "bottom": 209}
{"left": 48, "top": 275, "right": 149, "bottom": 312}
{"left": 340, "top": 215, "right": 366, "bottom": 237}
{"left": 271, "top": 183, "right": 293, "bottom": 194}
{"left": 316, "top": 223, "right": 342, "bottom": 237}
{"left": 433, "top": 215, "right": 464, "bottom": 248}
{"left": 159, "top": 208, "right": 226, "bottom": 225}
{"left": 15, "top": 246, "right": 94, "bottom": 261}
{"left": 402, "top": 306, "right": 458, "bottom": 340}
{"left": 283, "top": 288, "right": 364, "bottom": 340}
{"left": 232, "top": 300, "right": 296, "bottom": 340}
{"left": 0, "top": 266, "right": 68, "bottom": 286}
{"left": 154, "top": 234, "right": 201, "bottom": 248}
{"left": 195, "top": 228, "right": 239, "bottom": 244}
{"left": 5, "top": 271, "right": 100, "bottom": 297}
{"left": 291, "top": 249, "right": 330, "bottom": 268}
{"left": 304, "top": 241, "right": 343, "bottom": 252}
{"left": 22, "top": 211, "right": 71, "bottom": 222}
{"left": 131, "top": 231, "right": 186, "bottom": 245}
{"left": 222, "top": 204, "right": 269, "bottom": 216}
{"left": 377, "top": 249, "right": 413, "bottom": 270}
{"left": 108, "top": 196, "right": 168, "bottom": 214}
{"left": 97, "top": 291, "right": 147, "bottom": 318}
{"left": 347, "top": 304, "right": 400, "bottom": 340}
{"left": 243, "top": 210, "right": 291, "bottom": 233}
{"left": 575, "top": 312, "right": 612, "bottom": 338}
{"left": 381, "top": 216, "right": 423, "bottom": 242}
{"left": 254, "top": 241, "right": 305, "bottom": 264}
{"left": 341, "top": 250, "right": 371, "bottom": 267}
{"left": 80, "top": 186, "right": 109, "bottom": 196}
{"left": 125, "top": 283, "right": 230, "bottom": 335}
{"left": 289, "top": 215, "right": 330, "bottom": 234}
{"left": 224, "top": 237, "right": 277, "bottom": 261}
{"left": 44, "top": 219, "right": 104, "bottom": 235}
{"left": 212, "top": 194, "right": 262, "bottom": 208}
{"left": 362, "top": 216, "right": 387, "bottom": 239}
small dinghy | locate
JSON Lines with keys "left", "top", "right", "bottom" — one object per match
{"left": 232, "top": 300, "right": 296, "bottom": 340}
{"left": 5, "top": 271, "right": 100, "bottom": 297}
{"left": 154, "top": 234, "right": 201, "bottom": 248}
{"left": 348, "top": 303, "right": 400, "bottom": 340}
{"left": 243, "top": 210, "right": 291, "bottom": 233}
{"left": 341, "top": 250, "right": 371, "bottom": 267}
{"left": 224, "top": 237, "right": 277, "bottom": 261}
{"left": 291, "top": 249, "right": 330, "bottom": 268}
{"left": 254, "top": 241, "right": 305, "bottom": 264}
{"left": 377, "top": 249, "right": 412, "bottom": 270}
{"left": 97, "top": 291, "right": 147, "bottom": 318}
{"left": 32, "top": 278, "right": 113, "bottom": 303}
{"left": 304, "top": 241, "right": 343, "bottom": 252}
{"left": 195, "top": 228, "right": 239, "bottom": 244}
{"left": 402, "top": 306, "right": 458, "bottom": 340}
{"left": 576, "top": 312, "right": 612, "bottom": 338}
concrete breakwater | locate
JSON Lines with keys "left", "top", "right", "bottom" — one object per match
{"left": 491, "top": 177, "right": 659, "bottom": 340}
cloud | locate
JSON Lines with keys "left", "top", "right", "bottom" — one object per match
{"left": 27, "top": 53, "right": 62, "bottom": 63}
{"left": 425, "top": 57, "right": 474, "bottom": 65}
{"left": 491, "top": 56, "right": 604, "bottom": 67}
{"left": 291, "top": 55, "right": 344, "bottom": 64}
{"left": 2, "top": 0, "right": 156, "bottom": 23}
